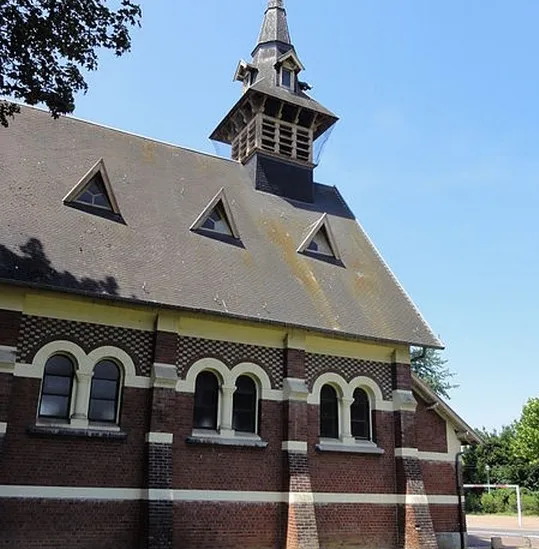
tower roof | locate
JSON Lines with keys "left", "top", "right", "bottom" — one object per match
{"left": 255, "top": 0, "right": 292, "bottom": 50}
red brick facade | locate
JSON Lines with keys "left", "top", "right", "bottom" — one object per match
{"left": 0, "top": 309, "right": 465, "bottom": 549}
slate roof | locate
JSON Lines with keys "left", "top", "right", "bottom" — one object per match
{"left": 0, "top": 106, "right": 442, "bottom": 348}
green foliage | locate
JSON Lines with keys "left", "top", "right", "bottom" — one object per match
{"left": 410, "top": 347, "right": 458, "bottom": 399}
{"left": 0, "top": 0, "right": 142, "bottom": 127}
{"left": 513, "top": 398, "right": 539, "bottom": 464}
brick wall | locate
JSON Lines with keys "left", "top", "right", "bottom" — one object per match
{"left": 430, "top": 504, "right": 460, "bottom": 533}
{"left": 316, "top": 503, "right": 397, "bottom": 549}
{"left": 174, "top": 502, "right": 282, "bottom": 549}
{"left": 421, "top": 461, "right": 457, "bottom": 495}
{"left": 308, "top": 408, "right": 396, "bottom": 494}
{"left": 415, "top": 394, "right": 447, "bottom": 453}
{"left": 0, "top": 380, "right": 150, "bottom": 487}
{"left": 174, "top": 395, "right": 284, "bottom": 491}
{"left": 0, "top": 309, "right": 21, "bottom": 346}
{"left": 0, "top": 500, "right": 145, "bottom": 548}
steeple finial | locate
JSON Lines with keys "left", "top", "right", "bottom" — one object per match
{"left": 257, "top": 0, "right": 291, "bottom": 47}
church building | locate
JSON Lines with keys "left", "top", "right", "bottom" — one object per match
{"left": 0, "top": 1, "right": 480, "bottom": 548}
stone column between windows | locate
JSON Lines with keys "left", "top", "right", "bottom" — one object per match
{"left": 220, "top": 384, "right": 236, "bottom": 437}
{"left": 282, "top": 331, "right": 320, "bottom": 549}
{"left": 0, "top": 308, "right": 22, "bottom": 453}
{"left": 71, "top": 371, "right": 92, "bottom": 428}
{"left": 147, "top": 320, "right": 179, "bottom": 549}
{"left": 392, "top": 350, "right": 438, "bottom": 549}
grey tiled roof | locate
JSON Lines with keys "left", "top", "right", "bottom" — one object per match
{"left": 0, "top": 107, "right": 442, "bottom": 348}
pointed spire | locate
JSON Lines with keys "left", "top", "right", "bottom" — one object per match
{"left": 256, "top": 0, "right": 291, "bottom": 48}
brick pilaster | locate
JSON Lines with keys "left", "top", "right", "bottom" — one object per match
{"left": 147, "top": 323, "right": 178, "bottom": 549}
{"left": 393, "top": 355, "right": 438, "bottom": 549}
{"left": 282, "top": 332, "right": 320, "bottom": 549}
{"left": 0, "top": 309, "right": 21, "bottom": 453}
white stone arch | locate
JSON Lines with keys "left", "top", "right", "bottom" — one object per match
{"left": 33, "top": 340, "right": 87, "bottom": 376}
{"left": 182, "top": 357, "right": 232, "bottom": 393}
{"left": 308, "top": 372, "right": 348, "bottom": 404}
{"left": 87, "top": 346, "right": 136, "bottom": 385}
{"left": 230, "top": 362, "right": 272, "bottom": 399}
{"left": 348, "top": 376, "right": 384, "bottom": 409}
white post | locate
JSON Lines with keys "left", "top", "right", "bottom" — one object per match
{"left": 516, "top": 485, "right": 522, "bottom": 528}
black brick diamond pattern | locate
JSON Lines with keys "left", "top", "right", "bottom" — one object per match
{"left": 305, "top": 352, "right": 393, "bottom": 399}
{"left": 17, "top": 315, "right": 154, "bottom": 376}
{"left": 177, "top": 335, "right": 284, "bottom": 389}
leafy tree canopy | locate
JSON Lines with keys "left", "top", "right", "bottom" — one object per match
{"left": 513, "top": 398, "right": 539, "bottom": 464}
{"left": 0, "top": 0, "right": 141, "bottom": 127}
{"left": 410, "top": 347, "right": 458, "bottom": 399}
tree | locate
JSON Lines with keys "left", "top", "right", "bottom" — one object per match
{"left": 0, "top": 0, "right": 141, "bottom": 127}
{"left": 410, "top": 347, "right": 458, "bottom": 399}
{"left": 513, "top": 398, "right": 539, "bottom": 464}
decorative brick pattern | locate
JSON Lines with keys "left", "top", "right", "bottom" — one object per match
{"left": 177, "top": 335, "right": 284, "bottom": 389}
{"left": 17, "top": 315, "right": 154, "bottom": 376}
{"left": 305, "top": 353, "right": 392, "bottom": 399}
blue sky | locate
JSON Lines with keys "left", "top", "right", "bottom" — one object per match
{"left": 73, "top": 0, "right": 539, "bottom": 431}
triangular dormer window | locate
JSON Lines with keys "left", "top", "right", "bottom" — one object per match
{"left": 298, "top": 214, "right": 341, "bottom": 263}
{"left": 75, "top": 172, "right": 112, "bottom": 210}
{"left": 201, "top": 202, "right": 233, "bottom": 236}
{"left": 190, "top": 188, "right": 242, "bottom": 245}
{"left": 63, "top": 159, "right": 123, "bottom": 222}
{"left": 307, "top": 226, "right": 333, "bottom": 256}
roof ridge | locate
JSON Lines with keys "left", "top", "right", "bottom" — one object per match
{"left": 9, "top": 101, "right": 239, "bottom": 166}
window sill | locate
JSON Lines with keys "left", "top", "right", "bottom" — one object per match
{"left": 28, "top": 424, "right": 127, "bottom": 441}
{"left": 186, "top": 430, "right": 268, "bottom": 448}
{"left": 316, "top": 439, "right": 384, "bottom": 455}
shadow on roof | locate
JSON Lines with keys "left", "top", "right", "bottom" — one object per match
{"left": 279, "top": 183, "right": 356, "bottom": 219}
{"left": 0, "top": 238, "right": 119, "bottom": 296}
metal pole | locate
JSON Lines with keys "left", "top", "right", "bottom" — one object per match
{"left": 486, "top": 465, "right": 491, "bottom": 494}
{"left": 516, "top": 485, "right": 522, "bottom": 528}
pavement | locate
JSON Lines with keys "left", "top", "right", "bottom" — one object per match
{"left": 467, "top": 515, "right": 539, "bottom": 548}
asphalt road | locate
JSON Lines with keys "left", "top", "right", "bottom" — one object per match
{"left": 468, "top": 528, "right": 539, "bottom": 548}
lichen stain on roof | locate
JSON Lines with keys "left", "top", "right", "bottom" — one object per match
{"left": 264, "top": 217, "right": 341, "bottom": 331}
{"left": 141, "top": 141, "right": 157, "bottom": 164}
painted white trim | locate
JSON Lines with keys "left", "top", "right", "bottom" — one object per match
{"left": 395, "top": 448, "right": 456, "bottom": 463}
{"left": 0, "top": 345, "right": 17, "bottom": 352}
{"left": 308, "top": 372, "right": 347, "bottom": 404}
{"left": 395, "top": 448, "right": 419, "bottom": 458}
{"left": 14, "top": 363, "right": 42, "bottom": 378}
{"left": 147, "top": 489, "right": 174, "bottom": 501}
{"left": 0, "top": 486, "right": 461, "bottom": 505}
{"left": 282, "top": 441, "right": 308, "bottom": 453}
{"left": 296, "top": 213, "right": 341, "bottom": 260}
{"left": 0, "top": 422, "right": 7, "bottom": 435}
{"left": 419, "top": 451, "right": 456, "bottom": 463}
{"left": 0, "top": 486, "right": 143, "bottom": 500}
{"left": 145, "top": 432, "right": 174, "bottom": 444}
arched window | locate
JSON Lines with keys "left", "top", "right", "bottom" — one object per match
{"left": 89, "top": 360, "right": 121, "bottom": 423}
{"left": 320, "top": 384, "right": 339, "bottom": 439}
{"left": 39, "top": 355, "right": 75, "bottom": 419}
{"left": 193, "top": 371, "right": 219, "bottom": 430}
{"left": 233, "top": 375, "right": 257, "bottom": 433}
{"left": 351, "top": 388, "right": 371, "bottom": 440}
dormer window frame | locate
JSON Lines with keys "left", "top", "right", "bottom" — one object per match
{"left": 280, "top": 67, "right": 294, "bottom": 90}
{"left": 297, "top": 213, "right": 342, "bottom": 264}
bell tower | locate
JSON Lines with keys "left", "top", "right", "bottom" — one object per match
{"left": 210, "top": 0, "right": 338, "bottom": 203}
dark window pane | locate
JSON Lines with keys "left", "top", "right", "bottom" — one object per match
{"left": 194, "top": 371, "right": 219, "bottom": 430}
{"left": 320, "top": 384, "right": 338, "bottom": 438}
{"left": 93, "top": 193, "right": 110, "bottom": 208}
{"left": 91, "top": 379, "right": 117, "bottom": 400}
{"left": 93, "top": 360, "right": 119, "bottom": 380}
{"left": 39, "top": 395, "right": 69, "bottom": 418}
{"left": 282, "top": 69, "right": 292, "bottom": 88}
{"left": 88, "top": 360, "right": 120, "bottom": 423}
{"left": 42, "top": 375, "right": 72, "bottom": 396}
{"left": 45, "top": 355, "right": 74, "bottom": 376}
{"left": 89, "top": 399, "right": 116, "bottom": 422}
{"left": 233, "top": 375, "right": 257, "bottom": 433}
{"left": 351, "top": 388, "right": 371, "bottom": 440}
